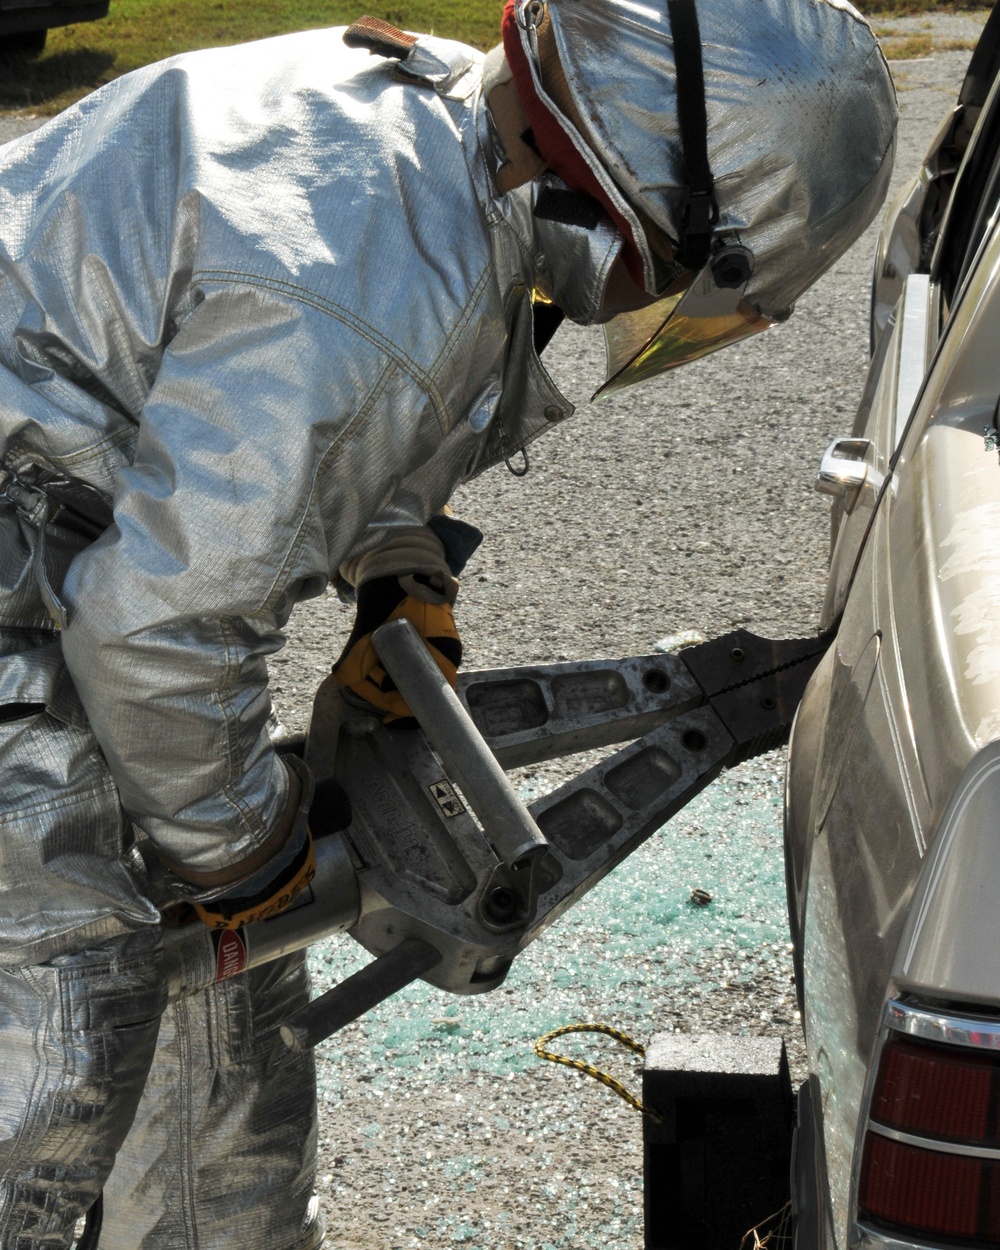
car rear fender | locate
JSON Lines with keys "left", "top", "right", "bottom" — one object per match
{"left": 784, "top": 644, "right": 836, "bottom": 987}
{"left": 892, "top": 741, "right": 1000, "bottom": 1006}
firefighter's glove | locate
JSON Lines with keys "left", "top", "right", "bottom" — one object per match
{"left": 332, "top": 571, "right": 462, "bottom": 722}
{"left": 190, "top": 759, "right": 317, "bottom": 931}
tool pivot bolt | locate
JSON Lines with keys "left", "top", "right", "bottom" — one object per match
{"left": 485, "top": 887, "right": 518, "bottom": 923}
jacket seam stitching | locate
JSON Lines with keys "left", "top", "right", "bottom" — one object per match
{"left": 4, "top": 426, "right": 136, "bottom": 474}
{"left": 259, "top": 363, "right": 397, "bottom": 612}
{"left": 177, "top": 997, "right": 199, "bottom": 1250}
{"left": 191, "top": 268, "right": 452, "bottom": 428}
{"left": 213, "top": 615, "right": 269, "bottom": 844}
{"left": 0, "top": 774, "right": 116, "bottom": 820}
{"left": 425, "top": 263, "right": 495, "bottom": 382}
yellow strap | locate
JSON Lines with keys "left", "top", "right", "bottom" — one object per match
{"left": 534, "top": 1022, "right": 663, "bottom": 1123}
{"left": 191, "top": 837, "right": 317, "bottom": 931}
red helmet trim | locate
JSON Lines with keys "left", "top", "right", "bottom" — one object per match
{"left": 500, "top": 0, "right": 646, "bottom": 287}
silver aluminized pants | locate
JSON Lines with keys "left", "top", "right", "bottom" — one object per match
{"left": 0, "top": 632, "right": 323, "bottom": 1250}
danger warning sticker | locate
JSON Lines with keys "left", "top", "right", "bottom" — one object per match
{"left": 213, "top": 928, "right": 248, "bottom": 982}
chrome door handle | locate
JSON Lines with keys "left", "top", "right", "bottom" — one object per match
{"left": 816, "top": 437, "right": 872, "bottom": 508}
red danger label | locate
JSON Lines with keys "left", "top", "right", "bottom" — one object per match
{"left": 213, "top": 928, "right": 248, "bottom": 982}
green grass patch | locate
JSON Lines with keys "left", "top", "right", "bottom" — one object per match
{"left": 869, "top": 0, "right": 989, "bottom": 11}
{"left": 879, "top": 31, "right": 978, "bottom": 55}
{"left": 0, "top": 0, "right": 506, "bottom": 115}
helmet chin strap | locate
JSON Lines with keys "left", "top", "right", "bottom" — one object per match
{"left": 665, "top": 0, "right": 719, "bottom": 271}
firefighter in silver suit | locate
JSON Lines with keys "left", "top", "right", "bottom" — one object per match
{"left": 0, "top": 0, "right": 895, "bottom": 1244}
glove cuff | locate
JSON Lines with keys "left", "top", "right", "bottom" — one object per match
{"left": 340, "top": 525, "right": 453, "bottom": 590}
{"left": 190, "top": 757, "right": 317, "bottom": 930}
{"left": 399, "top": 570, "right": 459, "bottom": 606}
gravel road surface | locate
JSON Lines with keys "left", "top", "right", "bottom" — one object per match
{"left": 0, "top": 15, "right": 987, "bottom": 1247}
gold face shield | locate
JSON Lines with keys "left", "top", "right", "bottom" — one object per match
{"left": 596, "top": 252, "right": 774, "bottom": 398}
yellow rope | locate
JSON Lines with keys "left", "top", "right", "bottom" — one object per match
{"left": 534, "top": 1022, "right": 663, "bottom": 1123}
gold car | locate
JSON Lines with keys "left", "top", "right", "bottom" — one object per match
{"left": 786, "top": 7, "right": 1000, "bottom": 1247}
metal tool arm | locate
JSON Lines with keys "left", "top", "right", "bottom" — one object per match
{"left": 374, "top": 620, "right": 549, "bottom": 892}
{"left": 456, "top": 652, "right": 703, "bottom": 768}
{"left": 280, "top": 937, "right": 441, "bottom": 1052}
{"left": 277, "top": 622, "right": 826, "bottom": 1048}
{"left": 457, "top": 627, "right": 828, "bottom": 769}
{"left": 157, "top": 620, "right": 827, "bottom": 1049}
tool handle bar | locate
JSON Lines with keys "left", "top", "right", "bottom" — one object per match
{"left": 280, "top": 937, "right": 441, "bottom": 1051}
{"left": 373, "top": 618, "right": 549, "bottom": 868}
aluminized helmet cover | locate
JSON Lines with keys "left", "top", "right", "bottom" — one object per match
{"left": 506, "top": 0, "right": 898, "bottom": 391}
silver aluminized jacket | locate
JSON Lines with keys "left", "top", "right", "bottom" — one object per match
{"left": 0, "top": 26, "right": 600, "bottom": 951}
{"left": 0, "top": 28, "right": 614, "bottom": 1248}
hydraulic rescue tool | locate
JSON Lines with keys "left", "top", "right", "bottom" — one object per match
{"left": 150, "top": 621, "right": 829, "bottom": 1049}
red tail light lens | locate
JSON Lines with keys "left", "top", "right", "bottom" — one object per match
{"left": 872, "top": 1036, "right": 998, "bottom": 1146}
{"left": 858, "top": 1033, "right": 1000, "bottom": 1245}
{"left": 859, "top": 1133, "right": 996, "bottom": 1241}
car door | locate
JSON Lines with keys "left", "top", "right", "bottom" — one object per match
{"left": 817, "top": 2, "right": 1000, "bottom": 629}
{"left": 787, "top": 17, "right": 1000, "bottom": 1248}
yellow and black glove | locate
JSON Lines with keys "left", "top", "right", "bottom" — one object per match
{"left": 332, "top": 571, "right": 462, "bottom": 722}
{"left": 189, "top": 758, "right": 317, "bottom": 931}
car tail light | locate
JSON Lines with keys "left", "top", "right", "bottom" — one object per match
{"left": 871, "top": 1036, "right": 997, "bottom": 1144}
{"left": 858, "top": 1031, "right": 1000, "bottom": 1245}
{"left": 860, "top": 1133, "right": 996, "bottom": 1240}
